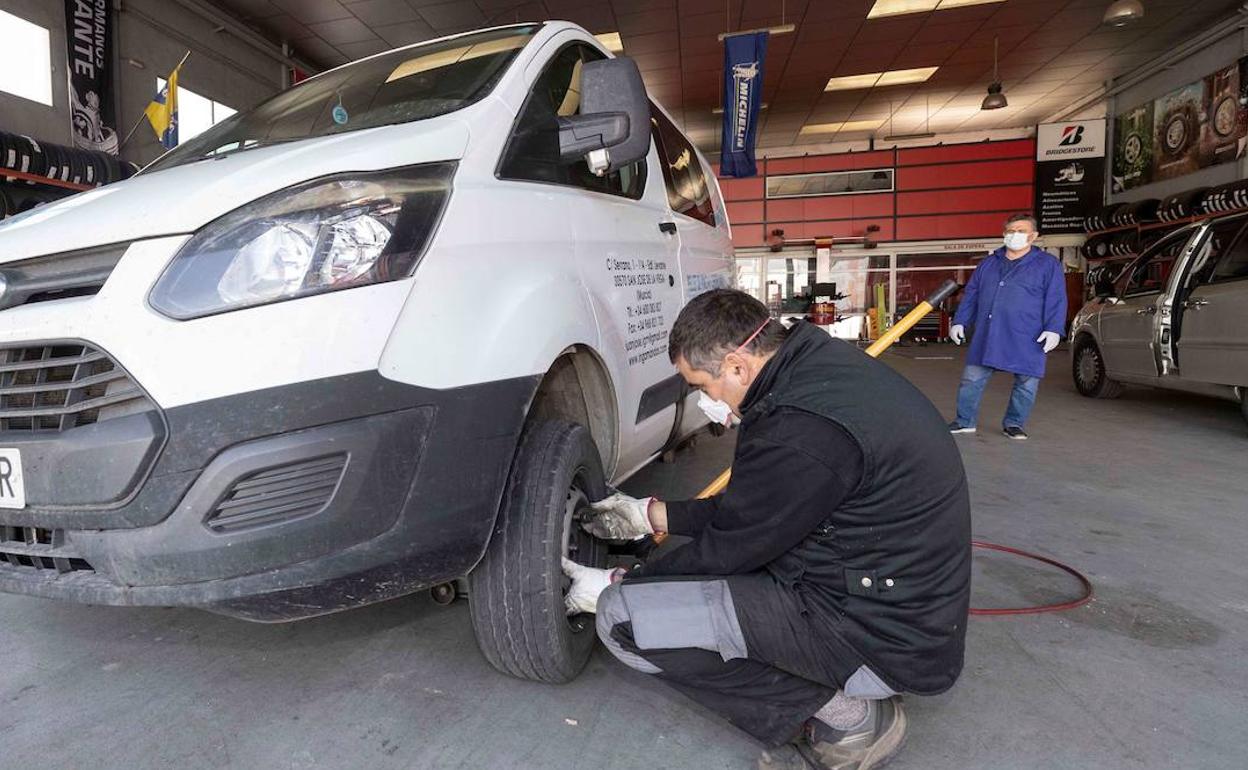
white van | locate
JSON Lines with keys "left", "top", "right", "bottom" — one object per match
{"left": 0, "top": 22, "right": 732, "bottom": 682}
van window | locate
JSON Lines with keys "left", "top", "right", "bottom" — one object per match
{"left": 650, "top": 106, "right": 716, "bottom": 227}
{"left": 147, "top": 25, "right": 539, "bottom": 172}
{"left": 1208, "top": 221, "right": 1248, "bottom": 281}
{"left": 497, "top": 44, "right": 646, "bottom": 199}
{"left": 1118, "top": 228, "right": 1188, "bottom": 297}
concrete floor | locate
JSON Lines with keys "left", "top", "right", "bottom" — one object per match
{"left": 1, "top": 346, "right": 1245, "bottom": 769}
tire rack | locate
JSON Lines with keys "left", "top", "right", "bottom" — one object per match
{"left": 1081, "top": 200, "right": 1248, "bottom": 292}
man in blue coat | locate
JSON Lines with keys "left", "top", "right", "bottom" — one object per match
{"left": 948, "top": 213, "right": 1067, "bottom": 440}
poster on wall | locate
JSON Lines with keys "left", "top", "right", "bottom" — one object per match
{"left": 1111, "top": 56, "right": 1248, "bottom": 192}
{"left": 1152, "top": 81, "right": 1205, "bottom": 182}
{"left": 64, "top": 0, "right": 119, "bottom": 155}
{"left": 1111, "top": 103, "right": 1153, "bottom": 192}
{"left": 1034, "top": 119, "right": 1107, "bottom": 235}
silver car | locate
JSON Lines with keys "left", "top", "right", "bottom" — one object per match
{"left": 1069, "top": 212, "right": 1248, "bottom": 428}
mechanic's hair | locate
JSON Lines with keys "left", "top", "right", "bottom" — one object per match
{"left": 1004, "top": 213, "right": 1038, "bottom": 231}
{"left": 669, "top": 289, "right": 788, "bottom": 375}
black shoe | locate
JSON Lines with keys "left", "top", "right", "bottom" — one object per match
{"left": 758, "top": 697, "right": 908, "bottom": 770}
{"left": 1002, "top": 426, "right": 1028, "bottom": 440}
{"left": 948, "top": 421, "right": 976, "bottom": 434}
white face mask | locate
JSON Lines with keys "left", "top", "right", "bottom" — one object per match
{"left": 1004, "top": 232, "right": 1031, "bottom": 251}
{"left": 697, "top": 391, "right": 734, "bottom": 426}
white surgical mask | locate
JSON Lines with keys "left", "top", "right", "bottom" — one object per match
{"left": 1004, "top": 232, "right": 1030, "bottom": 251}
{"left": 697, "top": 391, "right": 734, "bottom": 426}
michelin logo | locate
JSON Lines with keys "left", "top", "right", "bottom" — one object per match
{"left": 732, "top": 61, "right": 760, "bottom": 151}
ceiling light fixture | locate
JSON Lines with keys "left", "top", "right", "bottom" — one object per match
{"left": 867, "top": 0, "right": 1004, "bottom": 19}
{"left": 825, "top": 66, "right": 939, "bottom": 92}
{"left": 1102, "top": 0, "right": 1145, "bottom": 27}
{"left": 981, "top": 36, "right": 1007, "bottom": 110}
{"left": 594, "top": 32, "right": 623, "bottom": 52}
{"left": 799, "top": 119, "right": 886, "bottom": 135}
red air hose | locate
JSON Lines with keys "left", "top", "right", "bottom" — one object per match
{"left": 968, "top": 540, "right": 1094, "bottom": 616}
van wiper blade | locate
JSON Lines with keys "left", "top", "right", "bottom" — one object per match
{"left": 203, "top": 137, "right": 299, "bottom": 160}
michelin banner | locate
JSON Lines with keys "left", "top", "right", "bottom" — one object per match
{"left": 64, "top": 0, "right": 119, "bottom": 155}
{"left": 719, "top": 31, "right": 767, "bottom": 178}
{"left": 1034, "top": 119, "right": 1107, "bottom": 235}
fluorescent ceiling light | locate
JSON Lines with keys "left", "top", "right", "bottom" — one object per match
{"left": 594, "top": 32, "right": 623, "bottom": 52}
{"left": 825, "top": 67, "right": 938, "bottom": 91}
{"left": 875, "top": 66, "right": 940, "bottom": 86}
{"left": 799, "top": 119, "right": 885, "bottom": 135}
{"left": 867, "top": 0, "right": 1004, "bottom": 19}
{"left": 868, "top": 0, "right": 938, "bottom": 17}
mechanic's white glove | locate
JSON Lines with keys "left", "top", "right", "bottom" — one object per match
{"left": 1037, "top": 331, "right": 1060, "bottom": 353}
{"left": 561, "top": 558, "right": 619, "bottom": 615}
{"left": 582, "top": 492, "right": 655, "bottom": 540}
{"left": 949, "top": 324, "right": 965, "bottom": 345}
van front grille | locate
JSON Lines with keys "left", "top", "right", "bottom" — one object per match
{"left": 0, "top": 342, "right": 152, "bottom": 432}
{"left": 0, "top": 526, "right": 94, "bottom": 573}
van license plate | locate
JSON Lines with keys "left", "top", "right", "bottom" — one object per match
{"left": 0, "top": 449, "right": 25, "bottom": 509}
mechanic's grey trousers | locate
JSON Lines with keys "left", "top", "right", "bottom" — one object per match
{"left": 596, "top": 572, "right": 896, "bottom": 747}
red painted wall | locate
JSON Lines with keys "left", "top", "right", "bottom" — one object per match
{"left": 714, "top": 138, "right": 1035, "bottom": 248}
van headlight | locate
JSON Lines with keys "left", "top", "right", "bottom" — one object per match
{"left": 149, "top": 163, "right": 454, "bottom": 319}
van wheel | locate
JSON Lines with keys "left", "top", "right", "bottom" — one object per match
{"left": 1073, "top": 339, "right": 1124, "bottom": 399}
{"left": 1240, "top": 393, "right": 1248, "bottom": 430}
{"left": 468, "top": 420, "right": 607, "bottom": 683}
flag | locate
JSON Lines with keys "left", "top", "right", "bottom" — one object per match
{"left": 720, "top": 31, "right": 768, "bottom": 178}
{"left": 145, "top": 65, "right": 181, "bottom": 149}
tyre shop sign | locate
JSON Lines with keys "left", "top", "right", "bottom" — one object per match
{"left": 1034, "top": 119, "right": 1106, "bottom": 235}
{"left": 64, "top": 0, "right": 119, "bottom": 155}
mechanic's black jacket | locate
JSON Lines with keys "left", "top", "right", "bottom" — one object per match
{"left": 630, "top": 321, "right": 972, "bottom": 695}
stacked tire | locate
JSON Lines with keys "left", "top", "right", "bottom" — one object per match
{"left": 1198, "top": 180, "right": 1248, "bottom": 214}
{"left": 0, "top": 131, "right": 138, "bottom": 187}
{"left": 1110, "top": 198, "right": 1160, "bottom": 227}
{"left": 1157, "top": 187, "right": 1208, "bottom": 221}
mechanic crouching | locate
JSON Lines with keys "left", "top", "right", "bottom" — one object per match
{"left": 561, "top": 289, "right": 972, "bottom": 770}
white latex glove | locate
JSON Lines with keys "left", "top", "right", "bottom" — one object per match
{"left": 561, "top": 558, "right": 618, "bottom": 615}
{"left": 1037, "top": 331, "right": 1060, "bottom": 353}
{"left": 949, "top": 324, "right": 965, "bottom": 345}
{"left": 582, "top": 492, "right": 655, "bottom": 540}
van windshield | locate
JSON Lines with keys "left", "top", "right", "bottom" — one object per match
{"left": 146, "top": 24, "right": 539, "bottom": 173}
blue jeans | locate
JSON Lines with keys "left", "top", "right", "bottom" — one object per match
{"left": 955, "top": 364, "right": 1040, "bottom": 429}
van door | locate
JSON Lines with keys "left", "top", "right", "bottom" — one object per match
{"left": 1174, "top": 217, "right": 1248, "bottom": 385}
{"left": 497, "top": 41, "right": 681, "bottom": 478}
{"left": 1098, "top": 228, "right": 1192, "bottom": 379}
{"left": 649, "top": 105, "right": 734, "bottom": 442}
{"left": 1098, "top": 227, "right": 1193, "bottom": 379}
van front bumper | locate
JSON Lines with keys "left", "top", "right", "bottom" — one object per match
{"left": 0, "top": 370, "right": 538, "bottom": 621}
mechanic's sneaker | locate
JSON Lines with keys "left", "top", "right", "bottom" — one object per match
{"left": 758, "top": 697, "right": 907, "bottom": 770}
{"left": 1002, "top": 426, "right": 1029, "bottom": 440}
{"left": 948, "top": 421, "right": 976, "bottom": 434}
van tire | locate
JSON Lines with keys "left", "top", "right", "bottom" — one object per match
{"left": 1073, "top": 338, "right": 1124, "bottom": 399}
{"left": 468, "top": 420, "right": 607, "bottom": 683}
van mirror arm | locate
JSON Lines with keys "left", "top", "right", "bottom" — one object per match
{"left": 558, "top": 114, "right": 630, "bottom": 173}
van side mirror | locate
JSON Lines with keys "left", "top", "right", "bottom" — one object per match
{"left": 558, "top": 57, "right": 651, "bottom": 174}
{"left": 1093, "top": 278, "right": 1115, "bottom": 299}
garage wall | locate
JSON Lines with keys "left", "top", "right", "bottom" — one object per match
{"left": 0, "top": 1, "right": 286, "bottom": 166}
{"left": 1107, "top": 26, "right": 1248, "bottom": 204}
{"left": 716, "top": 138, "right": 1035, "bottom": 248}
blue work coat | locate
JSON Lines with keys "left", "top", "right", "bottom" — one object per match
{"left": 952, "top": 246, "right": 1067, "bottom": 378}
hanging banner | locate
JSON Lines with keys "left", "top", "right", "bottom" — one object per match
{"left": 719, "top": 31, "right": 767, "bottom": 178}
{"left": 1034, "top": 119, "right": 1107, "bottom": 235}
{"left": 64, "top": 0, "right": 119, "bottom": 155}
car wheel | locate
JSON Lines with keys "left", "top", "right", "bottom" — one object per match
{"left": 1240, "top": 393, "right": 1248, "bottom": 430}
{"left": 1073, "top": 339, "right": 1124, "bottom": 399}
{"left": 468, "top": 420, "right": 607, "bottom": 683}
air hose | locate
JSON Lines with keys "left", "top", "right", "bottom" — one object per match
{"left": 668, "top": 279, "right": 1095, "bottom": 617}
